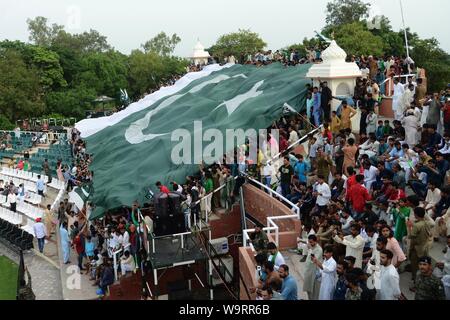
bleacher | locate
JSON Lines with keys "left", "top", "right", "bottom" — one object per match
{"left": 0, "top": 211, "right": 34, "bottom": 251}
{"left": 27, "top": 144, "right": 73, "bottom": 177}
{"left": 0, "top": 133, "right": 33, "bottom": 155}
{"left": 0, "top": 130, "right": 71, "bottom": 253}
{"left": 1, "top": 167, "right": 66, "bottom": 191}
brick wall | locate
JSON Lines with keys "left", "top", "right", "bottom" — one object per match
{"left": 242, "top": 183, "right": 301, "bottom": 250}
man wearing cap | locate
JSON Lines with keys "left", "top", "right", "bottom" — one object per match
{"left": 415, "top": 256, "right": 445, "bottom": 300}
{"left": 33, "top": 218, "right": 47, "bottom": 254}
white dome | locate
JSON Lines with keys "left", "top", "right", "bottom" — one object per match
{"left": 321, "top": 40, "right": 348, "bottom": 62}
{"left": 190, "top": 40, "right": 210, "bottom": 59}
{"left": 306, "top": 40, "right": 361, "bottom": 79}
{"left": 194, "top": 41, "right": 205, "bottom": 51}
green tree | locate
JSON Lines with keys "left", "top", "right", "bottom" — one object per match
{"left": 74, "top": 29, "right": 112, "bottom": 53}
{"left": 209, "top": 29, "right": 267, "bottom": 61}
{"left": 27, "top": 16, "right": 64, "bottom": 47}
{"left": 128, "top": 50, "right": 164, "bottom": 98}
{"left": 127, "top": 50, "right": 187, "bottom": 98}
{"left": 409, "top": 38, "right": 450, "bottom": 92}
{"left": 0, "top": 115, "right": 14, "bottom": 130}
{"left": 0, "top": 49, "right": 44, "bottom": 121}
{"left": 0, "top": 41, "right": 67, "bottom": 91}
{"left": 75, "top": 51, "right": 128, "bottom": 98}
{"left": 325, "top": 0, "right": 371, "bottom": 27}
{"left": 45, "top": 86, "right": 96, "bottom": 118}
{"left": 333, "top": 22, "right": 385, "bottom": 57}
{"left": 27, "top": 46, "right": 67, "bottom": 90}
{"left": 368, "top": 16, "right": 406, "bottom": 57}
{"left": 142, "top": 32, "right": 181, "bottom": 56}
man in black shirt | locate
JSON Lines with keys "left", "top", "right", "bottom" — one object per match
{"left": 320, "top": 81, "right": 333, "bottom": 123}
{"left": 393, "top": 120, "right": 406, "bottom": 141}
{"left": 426, "top": 125, "right": 442, "bottom": 156}
{"left": 278, "top": 156, "right": 294, "bottom": 197}
{"left": 330, "top": 172, "right": 345, "bottom": 200}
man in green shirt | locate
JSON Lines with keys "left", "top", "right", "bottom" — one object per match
{"left": 316, "top": 147, "right": 332, "bottom": 181}
{"left": 414, "top": 256, "right": 445, "bottom": 300}
{"left": 408, "top": 207, "right": 431, "bottom": 286}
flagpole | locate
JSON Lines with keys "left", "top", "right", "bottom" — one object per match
{"left": 399, "top": 0, "right": 410, "bottom": 58}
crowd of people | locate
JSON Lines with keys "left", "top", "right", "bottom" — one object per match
{"left": 4, "top": 45, "right": 449, "bottom": 301}
{"left": 241, "top": 70, "right": 449, "bottom": 300}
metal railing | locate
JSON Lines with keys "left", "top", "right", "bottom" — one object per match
{"left": 242, "top": 176, "right": 300, "bottom": 250}
{"left": 0, "top": 130, "right": 68, "bottom": 143}
{"left": 380, "top": 73, "right": 417, "bottom": 98}
{"left": 269, "top": 125, "right": 323, "bottom": 165}
{"left": 240, "top": 124, "right": 324, "bottom": 252}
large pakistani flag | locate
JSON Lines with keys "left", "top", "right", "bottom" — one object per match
{"left": 77, "top": 63, "right": 312, "bottom": 215}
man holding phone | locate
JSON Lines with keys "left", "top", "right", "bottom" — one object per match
{"left": 302, "top": 235, "right": 323, "bottom": 300}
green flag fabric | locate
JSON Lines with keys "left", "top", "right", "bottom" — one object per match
{"left": 83, "top": 63, "right": 312, "bottom": 213}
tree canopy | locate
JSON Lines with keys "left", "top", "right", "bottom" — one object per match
{"left": 0, "top": 9, "right": 448, "bottom": 126}
{"left": 0, "top": 17, "right": 188, "bottom": 123}
{"left": 209, "top": 29, "right": 267, "bottom": 61}
{"left": 325, "top": 0, "right": 371, "bottom": 27}
{"left": 142, "top": 32, "right": 181, "bottom": 56}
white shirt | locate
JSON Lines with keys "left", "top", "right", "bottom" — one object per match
{"left": 367, "top": 249, "right": 381, "bottom": 290}
{"left": 262, "top": 164, "right": 273, "bottom": 177}
{"left": 393, "top": 83, "right": 405, "bottom": 97}
{"left": 268, "top": 251, "right": 286, "bottom": 271}
{"left": 33, "top": 222, "right": 47, "bottom": 239}
{"left": 361, "top": 67, "right": 370, "bottom": 78}
{"left": 439, "top": 141, "right": 450, "bottom": 155}
{"left": 364, "top": 166, "right": 378, "bottom": 182}
{"left": 379, "top": 264, "right": 401, "bottom": 300}
{"left": 8, "top": 193, "right": 17, "bottom": 204}
{"left": 369, "top": 233, "right": 379, "bottom": 249}
{"left": 316, "top": 183, "right": 331, "bottom": 206}
{"left": 288, "top": 130, "right": 299, "bottom": 145}
{"left": 333, "top": 234, "right": 365, "bottom": 268}
{"left": 319, "top": 257, "right": 337, "bottom": 300}
{"left": 425, "top": 188, "right": 441, "bottom": 207}
{"left": 340, "top": 216, "right": 354, "bottom": 233}
{"left": 122, "top": 231, "right": 130, "bottom": 248}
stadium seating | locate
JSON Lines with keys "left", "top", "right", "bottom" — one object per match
{"left": 0, "top": 216, "right": 34, "bottom": 251}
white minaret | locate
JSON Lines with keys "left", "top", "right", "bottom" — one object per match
{"left": 306, "top": 40, "right": 362, "bottom": 129}
{"left": 189, "top": 39, "right": 211, "bottom": 66}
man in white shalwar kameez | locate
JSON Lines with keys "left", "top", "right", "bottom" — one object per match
{"left": 302, "top": 235, "right": 323, "bottom": 300}
{"left": 392, "top": 79, "right": 405, "bottom": 121}
{"left": 402, "top": 110, "right": 420, "bottom": 147}
{"left": 313, "top": 245, "right": 337, "bottom": 300}
{"left": 333, "top": 225, "right": 365, "bottom": 268}
{"left": 397, "top": 85, "right": 415, "bottom": 121}
{"left": 367, "top": 236, "right": 387, "bottom": 295}
{"left": 379, "top": 249, "right": 401, "bottom": 300}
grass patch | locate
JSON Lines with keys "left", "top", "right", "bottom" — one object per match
{"left": 0, "top": 255, "right": 18, "bottom": 300}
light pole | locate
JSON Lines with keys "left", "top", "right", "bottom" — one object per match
{"left": 399, "top": 0, "right": 410, "bottom": 58}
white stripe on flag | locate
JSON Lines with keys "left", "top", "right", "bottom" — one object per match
{"left": 76, "top": 64, "right": 233, "bottom": 138}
